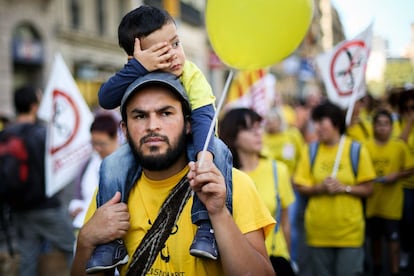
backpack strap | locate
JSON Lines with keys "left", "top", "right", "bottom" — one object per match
{"left": 309, "top": 141, "right": 319, "bottom": 171}
{"left": 127, "top": 176, "right": 192, "bottom": 276}
{"left": 271, "top": 160, "right": 281, "bottom": 233}
{"left": 271, "top": 160, "right": 282, "bottom": 253}
{"left": 349, "top": 141, "right": 361, "bottom": 177}
{"left": 357, "top": 121, "right": 370, "bottom": 139}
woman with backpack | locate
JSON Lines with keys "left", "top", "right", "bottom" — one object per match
{"left": 293, "top": 101, "right": 376, "bottom": 276}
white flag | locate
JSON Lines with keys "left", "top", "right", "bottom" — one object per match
{"left": 38, "top": 53, "right": 93, "bottom": 197}
{"left": 316, "top": 23, "right": 373, "bottom": 110}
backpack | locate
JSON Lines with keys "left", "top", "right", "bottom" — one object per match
{"left": 309, "top": 140, "right": 361, "bottom": 177}
{"left": 0, "top": 124, "right": 40, "bottom": 208}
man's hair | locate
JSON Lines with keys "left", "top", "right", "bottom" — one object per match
{"left": 13, "top": 85, "right": 39, "bottom": 114}
{"left": 118, "top": 5, "right": 175, "bottom": 56}
{"left": 311, "top": 100, "right": 346, "bottom": 134}
{"left": 90, "top": 113, "right": 119, "bottom": 139}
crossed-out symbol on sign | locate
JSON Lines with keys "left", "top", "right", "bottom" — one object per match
{"left": 51, "top": 89, "right": 80, "bottom": 154}
{"left": 329, "top": 40, "right": 369, "bottom": 96}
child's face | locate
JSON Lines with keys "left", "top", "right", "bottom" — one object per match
{"left": 140, "top": 22, "right": 186, "bottom": 77}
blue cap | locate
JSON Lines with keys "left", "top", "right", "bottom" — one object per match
{"left": 120, "top": 71, "right": 190, "bottom": 114}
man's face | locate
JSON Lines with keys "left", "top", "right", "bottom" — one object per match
{"left": 140, "top": 22, "right": 186, "bottom": 77}
{"left": 122, "top": 86, "right": 190, "bottom": 171}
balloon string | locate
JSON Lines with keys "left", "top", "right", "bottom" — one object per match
{"left": 198, "top": 70, "right": 235, "bottom": 167}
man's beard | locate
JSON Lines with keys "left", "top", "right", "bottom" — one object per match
{"left": 126, "top": 128, "right": 187, "bottom": 171}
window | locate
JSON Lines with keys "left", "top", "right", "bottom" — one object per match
{"left": 70, "top": 0, "right": 81, "bottom": 29}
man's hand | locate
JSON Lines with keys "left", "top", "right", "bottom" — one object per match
{"left": 132, "top": 38, "right": 174, "bottom": 71}
{"left": 80, "top": 192, "right": 130, "bottom": 248}
{"left": 187, "top": 160, "right": 227, "bottom": 216}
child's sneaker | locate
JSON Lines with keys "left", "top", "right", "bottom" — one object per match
{"left": 189, "top": 223, "right": 218, "bottom": 260}
{"left": 85, "top": 239, "right": 129, "bottom": 274}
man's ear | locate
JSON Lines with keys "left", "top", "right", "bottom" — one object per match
{"left": 185, "top": 119, "right": 191, "bottom": 135}
{"left": 120, "top": 121, "right": 127, "bottom": 137}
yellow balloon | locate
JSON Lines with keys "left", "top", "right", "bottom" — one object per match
{"left": 206, "top": 0, "right": 314, "bottom": 70}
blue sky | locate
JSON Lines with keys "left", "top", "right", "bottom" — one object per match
{"left": 330, "top": 0, "right": 414, "bottom": 57}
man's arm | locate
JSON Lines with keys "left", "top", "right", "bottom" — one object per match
{"left": 71, "top": 192, "right": 130, "bottom": 276}
{"left": 187, "top": 161, "right": 275, "bottom": 276}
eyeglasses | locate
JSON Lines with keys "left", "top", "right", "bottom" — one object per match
{"left": 91, "top": 140, "right": 112, "bottom": 149}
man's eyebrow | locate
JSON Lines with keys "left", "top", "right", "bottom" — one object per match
{"left": 129, "top": 105, "right": 176, "bottom": 114}
{"left": 157, "top": 105, "right": 177, "bottom": 113}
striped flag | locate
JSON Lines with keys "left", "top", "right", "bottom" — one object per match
{"left": 37, "top": 53, "right": 93, "bottom": 197}
{"left": 224, "top": 69, "right": 276, "bottom": 117}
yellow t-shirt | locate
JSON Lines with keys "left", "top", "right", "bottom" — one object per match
{"left": 85, "top": 167, "right": 275, "bottom": 276}
{"left": 246, "top": 158, "right": 295, "bottom": 260}
{"left": 180, "top": 60, "right": 216, "bottom": 110}
{"left": 293, "top": 137, "right": 376, "bottom": 247}
{"left": 365, "top": 138, "right": 414, "bottom": 219}
{"left": 346, "top": 119, "right": 372, "bottom": 145}
{"left": 263, "top": 127, "right": 303, "bottom": 176}
{"left": 398, "top": 120, "right": 414, "bottom": 189}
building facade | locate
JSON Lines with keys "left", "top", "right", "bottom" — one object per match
{"left": 0, "top": 0, "right": 347, "bottom": 118}
{"left": 0, "top": 0, "right": 210, "bottom": 117}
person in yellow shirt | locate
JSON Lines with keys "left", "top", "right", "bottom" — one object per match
{"left": 91, "top": 6, "right": 233, "bottom": 272}
{"left": 263, "top": 108, "right": 303, "bottom": 176}
{"left": 396, "top": 89, "right": 414, "bottom": 269}
{"left": 346, "top": 98, "right": 373, "bottom": 144}
{"left": 294, "top": 101, "right": 376, "bottom": 276}
{"left": 365, "top": 109, "right": 414, "bottom": 275}
{"left": 219, "top": 108, "right": 296, "bottom": 276}
{"left": 71, "top": 72, "right": 275, "bottom": 276}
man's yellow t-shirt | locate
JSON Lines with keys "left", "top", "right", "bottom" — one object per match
{"left": 246, "top": 158, "right": 295, "bottom": 260}
{"left": 294, "top": 137, "right": 376, "bottom": 247}
{"left": 85, "top": 167, "right": 275, "bottom": 276}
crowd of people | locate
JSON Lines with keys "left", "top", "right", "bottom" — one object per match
{"left": 1, "top": 4, "right": 414, "bottom": 276}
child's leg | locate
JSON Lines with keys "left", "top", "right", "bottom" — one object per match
{"left": 86, "top": 144, "right": 141, "bottom": 274}
{"left": 189, "top": 137, "right": 233, "bottom": 260}
{"left": 97, "top": 144, "right": 141, "bottom": 205}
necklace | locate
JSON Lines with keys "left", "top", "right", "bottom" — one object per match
{"left": 137, "top": 184, "right": 153, "bottom": 226}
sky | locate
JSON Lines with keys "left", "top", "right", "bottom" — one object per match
{"left": 330, "top": 0, "right": 414, "bottom": 57}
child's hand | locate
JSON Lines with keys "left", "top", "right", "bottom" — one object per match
{"left": 133, "top": 38, "right": 175, "bottom": 71}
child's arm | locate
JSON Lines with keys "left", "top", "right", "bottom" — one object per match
{"left": 98, "top": 39, "right": 173, "bottom": 109}
{"left": 98, "top": 58, "right": 148, "bottom": 109}
{"left": 192, "top": 104, "right": 215, "bottom": 162}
